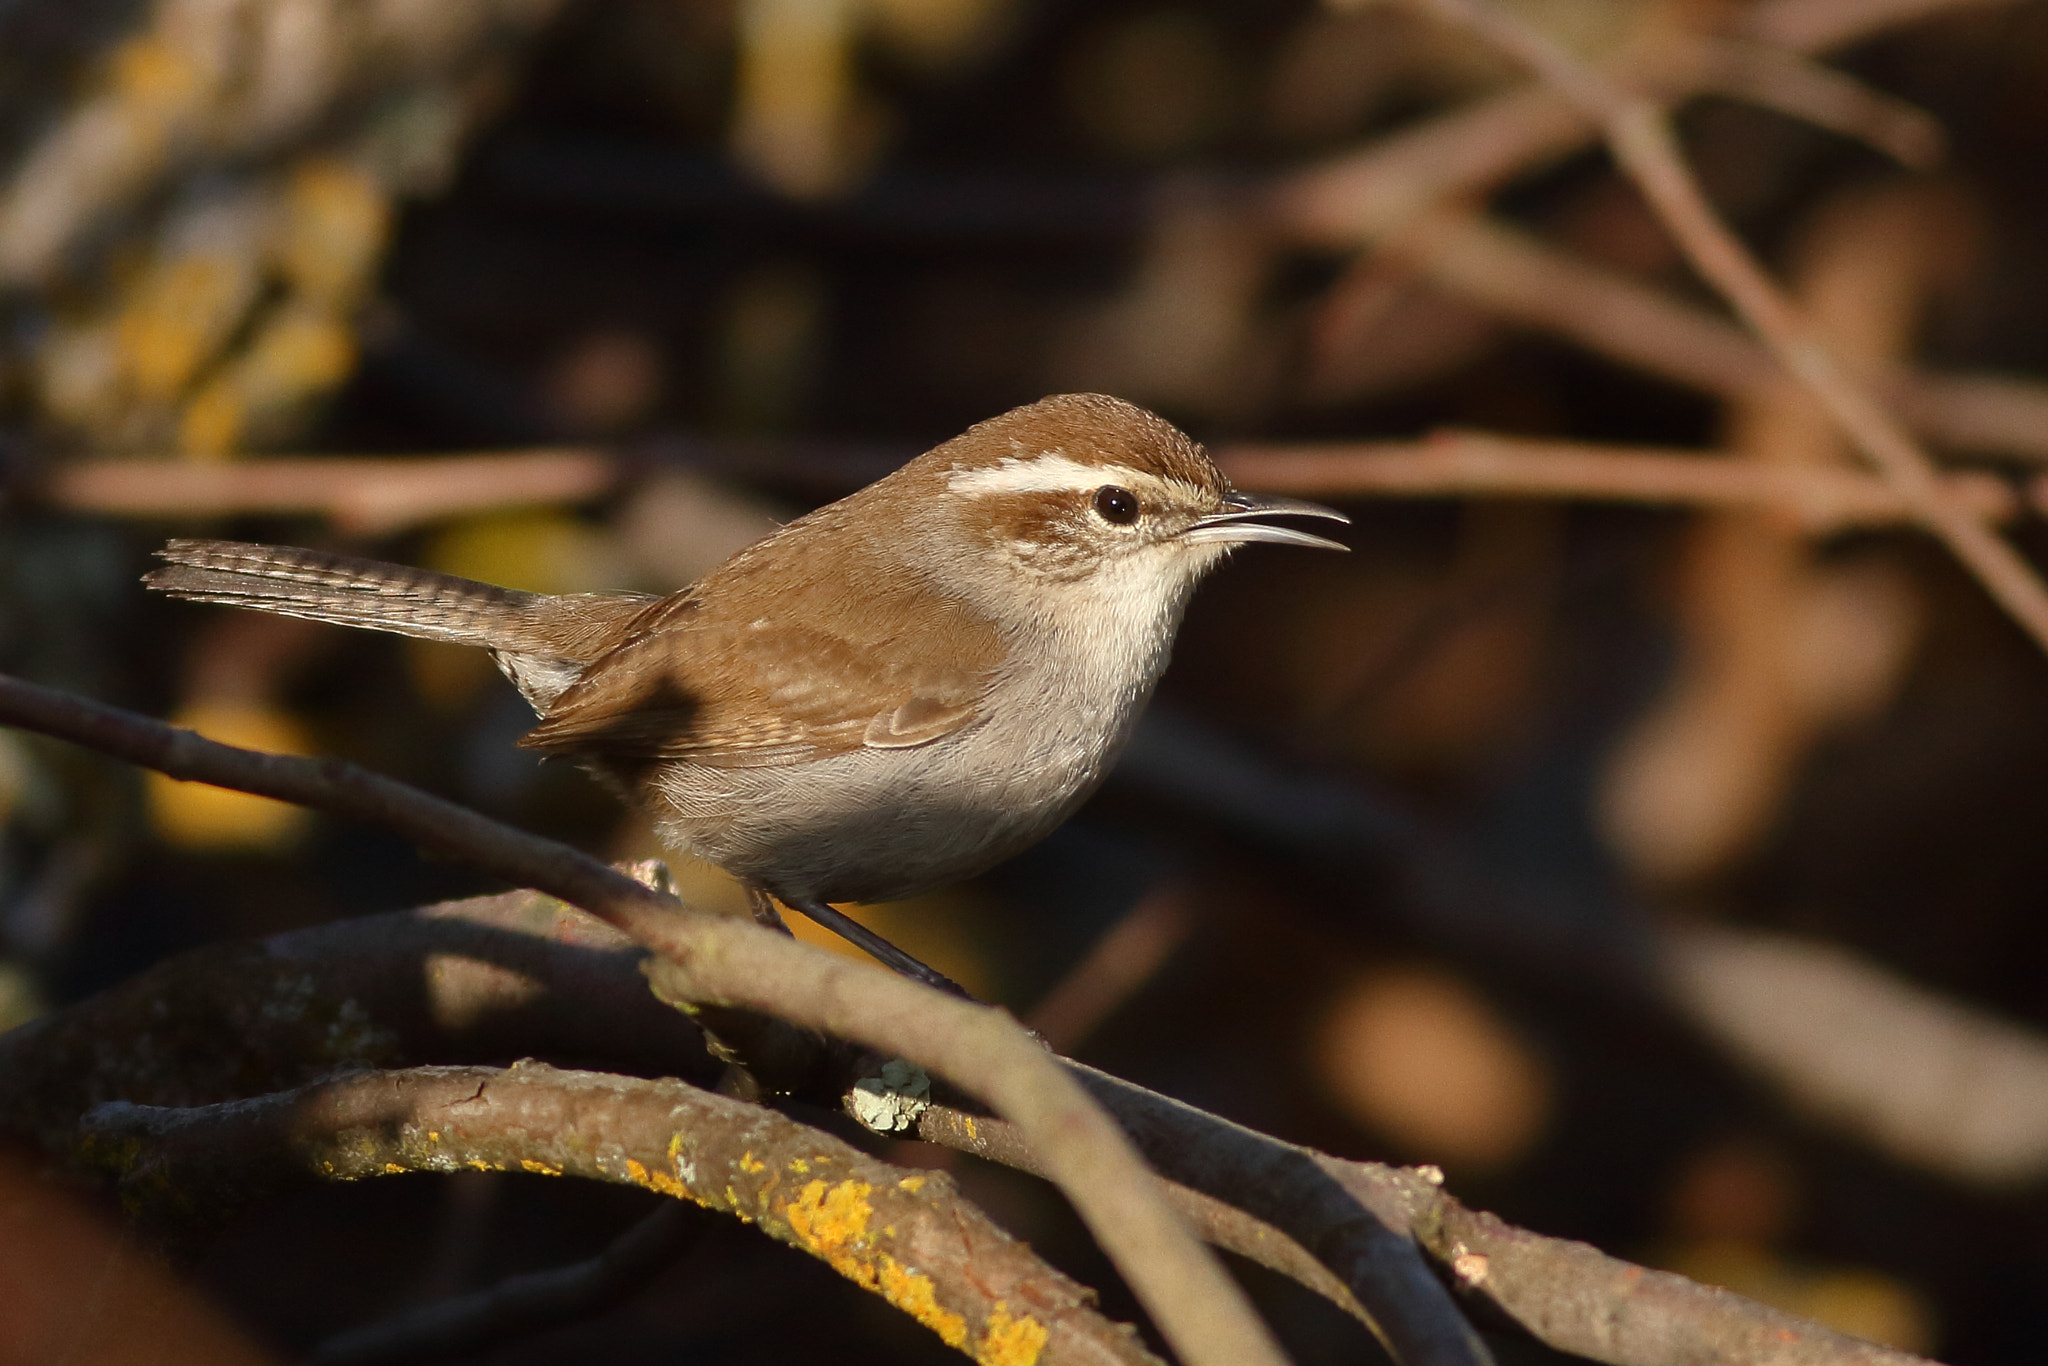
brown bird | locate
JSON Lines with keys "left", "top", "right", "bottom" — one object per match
{"left": 147, "top": 394, "right": 1347, "bottom": 992}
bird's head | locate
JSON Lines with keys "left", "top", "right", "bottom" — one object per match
{"left": 908, "top": 394, "right": 1347, "bottom": 606}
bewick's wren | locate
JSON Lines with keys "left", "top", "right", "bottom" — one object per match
{"left": 146, "top": 394, "right": 1347, "bottom": 992}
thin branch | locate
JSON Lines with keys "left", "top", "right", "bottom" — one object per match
{"left": 37, "top": 450, "right": 617, "bottom": 535}
{"left": 1216, "top": 431, "right": 2021, "bottom": 532}
{"left": 1362, "top": 1171, "right": 1940, "bottom": 1366}
{"left": 1688, "top": 36, "right": 1945, "bottom": 168}
{"left": 81, "top": 1063, "right": 1161, "bottom": 1366}
{"left": 1269, "top": 0, "right": 1955, "bottom": 251}
{"left": 313, "top": 1201, "right": 703, "bottom": 1366}
{"left": 1270, "top": 83, "right": 1592, "bottom": 249}
{"left": 911, "top": 1104, "right": 1376, "bottom": 1336}
{"left": 1321, "top": 202, "right": 2048, "bottom": 466}
{"left": 1025, "top": 885, "right": 1194, "bottom": 1053}
{"left": 916, "top": 1099, "right": 1944, "bottom": 1366}
{"left": 0, "top": 674, "right": 1297, "bottom": 1366}
{"left": 1744, "top": 0, "right": 2020, "bottom": 52}
{"left": 1398, "top": 0, "right": 2048, "bottom": 654}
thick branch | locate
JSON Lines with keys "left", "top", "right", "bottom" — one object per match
{"left": 81, "top": 1063, "right": 1159, "bottom": 1366}
{"left": 0, "top": 673, "right": 1295, "bottom": 1366}
{"left": 2, "top": 862, "right": 1952, "bottom": 1366}
{"left": 0, "top": 887, "right": 719, "bottom": 1153}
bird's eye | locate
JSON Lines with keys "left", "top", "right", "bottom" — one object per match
{"left": 1092, "top": 485, "right": 1140, "bottom": 525}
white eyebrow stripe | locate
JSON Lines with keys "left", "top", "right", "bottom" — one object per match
{"left": 948, "top": 454, "right": 1146, "bottom": 497}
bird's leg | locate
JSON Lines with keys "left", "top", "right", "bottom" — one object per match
{"left": 780, "top": 896, "right": 974, "bottom": 1000}
{"left": 745, "top": 883, "right": 793, "bottom": 935}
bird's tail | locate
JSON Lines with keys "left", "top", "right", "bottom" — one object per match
{"left": 145, "top": 539, "right": 543, "bottom": 648}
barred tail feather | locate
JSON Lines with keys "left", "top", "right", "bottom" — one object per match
{"left": 144, "top": 539, "right": 540, "bottom": 648}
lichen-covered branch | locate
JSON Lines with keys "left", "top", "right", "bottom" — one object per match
{"left": 80, "top": 1063, "right": 1157, "bottom": 1366}
{"left": 0, "top": 887, "right": 718, "bottom": 1153}
{"left": 0, "top": 844, "right": 1951, "bottom": 1366}
{"left": 0, "top": 672, "right": 1293, "bottom": 1366}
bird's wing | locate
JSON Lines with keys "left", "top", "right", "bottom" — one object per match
{"left": 517, "top": 590, "right": 1001, "bottom": 766}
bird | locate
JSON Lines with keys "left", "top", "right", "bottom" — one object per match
{"left": 145, "top": 393, "right": 1348, "bottom": 994}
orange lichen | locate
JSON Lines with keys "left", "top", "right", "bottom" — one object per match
{"left": 878, "top": 1256, "right": 969, "bottom": 1348}
{"left": 786, "top": 1178, "right": 873, "bottom": 1257}
{"left": 739, "top": 1150, "right": 766, "bottom": 1174}
{"left": 898, "top": 1174, "right": 925, "bottom": 1192}
{"left": 625, "top": 1158, "right": 690, "bottom": 1201}
{"left": 978, "top": 1301, "right": 1049, "bottom": 1366}
{"left": 519, "top": 1159, "right": 562, "bottom": 1177}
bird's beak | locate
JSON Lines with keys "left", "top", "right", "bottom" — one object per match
{"left": 1183, "top": 491, "right": 1351, "bottom": 551}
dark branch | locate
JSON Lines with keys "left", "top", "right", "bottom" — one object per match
{"left": 0, "top": 672, "right": 1291, "bottom": 1366}
{"left": 0, "top": 887, "right": 718, "bottom": 1153}
{"left": 313, "top": 1202, "right": 702, "bottom": 1366}
{"left": 915, "top": 1098, "right": 1944, "bottom": 1366}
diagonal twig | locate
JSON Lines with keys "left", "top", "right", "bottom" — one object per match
{"left": 915, "top": 1099, "right": 1945, "bottom": 1366}
{"left": 1398, "top": 0, "right": 2048, "bottom": 656}
{"left": 313, "top": 1201, "right": 704, "bottom": 1366}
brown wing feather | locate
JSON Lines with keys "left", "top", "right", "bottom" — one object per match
{"left": 518, "top": 534, "right": 1003, "bottom": 766}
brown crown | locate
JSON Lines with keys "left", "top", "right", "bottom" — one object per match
{"left": 925, "top": 393, "right": 1224, "bottom": 495}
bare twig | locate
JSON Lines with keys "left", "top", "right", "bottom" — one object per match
{"left": 1269, "top": 0, "right": 1957, "bottom": 251}
{"left": 314, "top": 1201, "right": 704, "bottom": 1366}
{"left": 1026, "top": 885, "right": 1195, "bottom": 1053}
{"left": 1744, "top": 0, "right": 2019, "bottom": 52}
{"left": 1396, "top": 0, "right": 2048, "bottom": 653}
{"left": 1326, "top": 204, "right": 2048, "bottom": 466}
{"left": 917, "top": 1098, "right": 1945, "bottom": 1366}
{"left": 1688, "top": 36, "right": 1945, "bottom": 168}
{"left": 0, "top": 673, "right": 1296, "bottom": 1366}
{"left": 1217, "top": 431, "right": 2020, "bottom": 532}
{"left": 1369, "top": 1173, "right": 1939, "bottom": 1366}
{"left": 38, "top": 450, "right": 617, "bottom": 535}
{"left": 82, "top": 1063, "right": 1161, "bottom": 1366}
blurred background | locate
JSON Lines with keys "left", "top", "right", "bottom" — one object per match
{"left": 5, "top": 0, "right": 2048, "bottom": 1360}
